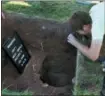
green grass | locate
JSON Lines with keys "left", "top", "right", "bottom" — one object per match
{"left": 2, "top": 1, "right": 92, "bottom": 21}
{"left": 2, "top": 88, "right": 33, "bottom": 96}
{"left": 73, "top": 51, "right": 103, "bottom": 95}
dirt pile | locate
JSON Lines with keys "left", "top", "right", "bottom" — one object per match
{"left": 2, "top": 12, "right": 105, "bottom": 95}
{"left": 1, "top": 12, "right": 77, "bottom": 95}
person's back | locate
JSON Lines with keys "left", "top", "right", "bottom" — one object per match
{"left": 89, "top": 2, "right": 105, "bottom": 41}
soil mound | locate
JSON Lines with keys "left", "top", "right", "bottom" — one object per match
{"left": 1, "top": 12, "right": 77, "bottom": 95}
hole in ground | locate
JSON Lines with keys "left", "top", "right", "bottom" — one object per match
{"left": 39, "top": 53, "right": 76, "bottom": 87}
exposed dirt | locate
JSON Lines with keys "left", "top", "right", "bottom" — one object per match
{"left": 1, "top": 12, "right": 77, "bottom": 95}
{"left": 2, "top": 12, "right": 105, "bottom": 95}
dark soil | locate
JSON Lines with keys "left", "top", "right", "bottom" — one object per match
{"left": 1, "top": 12, "right": 77, "bottom": 95}
{"left": 100, "top": 36, "right": 105, "bottom": 56}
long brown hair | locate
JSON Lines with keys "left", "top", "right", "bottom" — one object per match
{"left": 70, "top": 11, "right": 92, "bottom": 32}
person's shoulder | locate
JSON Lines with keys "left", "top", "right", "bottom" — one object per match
{"left": 90, "top": 2, "right": 104, "bottom": 13}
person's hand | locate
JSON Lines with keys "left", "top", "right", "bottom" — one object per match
{"left": 67, "top": 34, "right": 77, "bottom": 46}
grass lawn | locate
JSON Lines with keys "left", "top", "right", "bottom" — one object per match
{"left": 2, "top": 1, "right": 92, "bottom": 21}
{"left": 74, "top": 52, "right": 103, "bottom": 95}
{"left": 2, "top": 88, "right": 33, "bottom": 96}
{"left": 2, "top": 1, "right": 102, "bottom": 96}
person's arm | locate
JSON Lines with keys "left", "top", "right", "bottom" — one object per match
{"left": 67, "top": 34, "right": 102, "bottom": 61}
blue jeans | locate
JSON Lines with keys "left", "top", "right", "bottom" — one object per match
{"left": 100, "top": 76, "right": 105, "bottom": 96}
{"left": 97, "top": 56, "right": 105, "bottom": 64}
